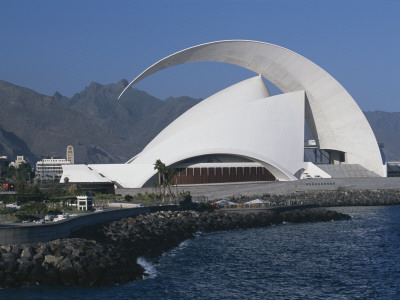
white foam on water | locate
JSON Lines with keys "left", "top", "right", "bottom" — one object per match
{"left": 194, "top": 231, "right": 203, "bottom": 237}
{"left": 136, "top": 257, "right": 158, "bottom": 279}
{"left": 161, "top": 237, "right": 195, "bottom": 258}
{"left": 178, "top": 240, "right": 189, "bottom": 248}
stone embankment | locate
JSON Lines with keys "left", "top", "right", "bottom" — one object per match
{"left": 0, "top": 208, "right": 350, "bottom": 288}
{"left": 227, "top": 189, "right": 400, "bottom": 207}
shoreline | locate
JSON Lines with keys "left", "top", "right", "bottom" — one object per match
{"left": 1, "top": 188, "right": 399, "bottom": 245}
{"left": 0, "top": 207, "right": 350, "bottom": 288}
{"left": 1, "top": 187, "right": 399, "bottom": 288}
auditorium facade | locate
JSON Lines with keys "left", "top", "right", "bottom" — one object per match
{"left": 61, "top": 40, "right": 386, "bottom": 188}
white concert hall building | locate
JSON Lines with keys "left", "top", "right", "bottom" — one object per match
{"left": 61, "top": 40, "right": 386, "bottom": 188}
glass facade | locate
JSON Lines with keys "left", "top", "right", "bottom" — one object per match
{"left": 174, "top": 166, "right": 276, "bottom": 184}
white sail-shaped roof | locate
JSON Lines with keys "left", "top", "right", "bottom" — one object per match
{"left": 120, "top": 40, "right": 384, "bottom": 177}
{"left": 62, "top": 40, "right": 386, "bottom": 187}
{"left": 62, "top": 76, "right": 305, "bottom": 187}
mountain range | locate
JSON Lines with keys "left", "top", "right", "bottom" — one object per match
{"left": 0, "top": 79, "right": 399, "bottom": 167}
{"left": 0, "top": 79, "right": 200, "bottom": 165}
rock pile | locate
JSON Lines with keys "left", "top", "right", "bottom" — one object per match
{"left": 228, "top": 189, "right": 400, "bottom": 206}
{"left": 0, "top": 238, "right": 143, "bottom": 287}
{"left": 0, "top": 208, "right": 350, "bottom": 288}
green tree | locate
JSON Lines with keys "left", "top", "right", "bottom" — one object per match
{"left": 5, "top": 166, "right": 16, "bottom": 180}
{"left": 5, "top": 162, "right": 37, "bottom": 194}
{"left": 154, "top": 159, "right": 166, "bottom": 200}
{"left": 164, "top": 167, "right": 178, "bottom": 202}
{"left": 5, "top": 162, "right": 31, "bottom": 181}
{"left": 66, "top": 184, "right": 83, "bottom": 196}
{"left": 16, "top": 162, "right": 35, "bottom": 182}
{"left": 17, "top": 181, "right": 41, "bottom": 194}
{"left": 47, "top": 184, "right": 68, "bottom": 197}
{"left": 153, "top": 159, "right": 180, "bottom": 203}
{"left": 124, "top": 194, "right": 134, "bottom": 202}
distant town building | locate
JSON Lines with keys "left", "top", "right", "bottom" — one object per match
{"left": 9, "top": 156, "right": 26, "bottom": 168}
{"left": 36, "top": 157, "right": 71, "bottom": 181}
{"left": 66, "top": 145, "right": 74, "bottom": 165}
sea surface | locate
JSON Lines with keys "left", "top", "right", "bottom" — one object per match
{"left": 1, "top": 206, "right": 400, "bottom": 299}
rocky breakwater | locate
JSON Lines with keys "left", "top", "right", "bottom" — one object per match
{"left": 228, "top": 189, "right": 400, "bottom": 207}
{"left": 0, "top": 208, "right": 350, "bottom": 288}
{"left": 0, "top": 238, "right": 144, "bottom": 287}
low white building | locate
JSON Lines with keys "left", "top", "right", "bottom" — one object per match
{"left": 76, "top": 195, "right": 93, "bottom": 211}
{"left": 36, "top": 157, "right": 71, "bottom": 180}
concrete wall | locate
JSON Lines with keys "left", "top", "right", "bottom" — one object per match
{"left": 0, "top": 207, "right": 157, "bottom": 245}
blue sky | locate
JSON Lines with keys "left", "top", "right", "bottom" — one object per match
{"left": 1, "top": 0, "right": 399, "bottom": 111}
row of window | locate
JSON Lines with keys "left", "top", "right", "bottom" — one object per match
{"left": 305, "top": 182, "right": 336, "bottom": 186}
{"left": 177, "top": 166, "right": 269, "bottom": 176}
{"left": 174, "top": 166, "right": 275, "bottom": 184}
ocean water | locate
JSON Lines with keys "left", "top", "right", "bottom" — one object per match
{"left": 1, "top": 206, "right": 400, "bottom": 299}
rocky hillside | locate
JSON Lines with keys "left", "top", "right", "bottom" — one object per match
{"left": 0, "top": 79, "right": 399, "bottom": 165}
{"left": 0, "top": 80, "right": 200, "bottom": 164}
{"left": 0, "top": 124, "right": 36, "bottom": 163}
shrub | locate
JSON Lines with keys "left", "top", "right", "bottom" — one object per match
{"left": 18, "top": 201, "right": 48, "bottom": 214}
{"left": 124, "top": 195, "right": 134, "bottom": 202}
{"left": 0, "top": 207, "right": 14, "bottom": 215}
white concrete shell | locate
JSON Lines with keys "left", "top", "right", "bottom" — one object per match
{"left": 128, "top": 76, "right": 305, "bottom": 185}
{"left": 62, "top": 76, "right": 305, "bottom": 187}
{"left": 120, "top": 40, "right": 384, "bottom": 176}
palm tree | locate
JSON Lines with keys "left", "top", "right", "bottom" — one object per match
{"left": 154, "top": 159, "right": 166, "bottom": 201}
{"left": 164, "top": 168, "right": 178, "bottom": 203}
{"left": 152, "top": 182, "right": 160, "bottom": 202}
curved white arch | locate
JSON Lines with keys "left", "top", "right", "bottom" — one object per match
{"left": 137, "top": 149, "right": 297, "bottom": 188}
{"left": 121, "top": 40, "right": 384, "bottom": 176}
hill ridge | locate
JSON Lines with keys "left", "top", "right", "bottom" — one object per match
{"left": 0, "top": 80, "right": 200, "bottom": 164}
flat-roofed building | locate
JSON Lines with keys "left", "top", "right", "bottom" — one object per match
{"left": 36, "top": 157, "right": 71, "bottom": 181}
